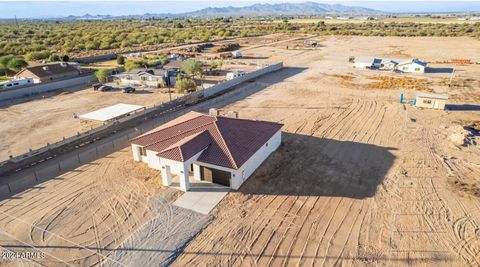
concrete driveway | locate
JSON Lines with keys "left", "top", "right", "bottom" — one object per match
{"left": 172, "top": 179, "right": 229, "bottom": 214}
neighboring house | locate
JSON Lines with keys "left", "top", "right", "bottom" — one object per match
{"left": 163, "top": 60, "right": 184, "bottom": 72}
{"left": 353, "top": 56, "right": 382, "bottom": 69}
{"left": 414, "top": 92, "right": 448, "bottom": 110}
{"left": 14, "top": 62, "right": 81, "bottom": 83}
{"left": 379, "top": 59, "right": 399, "bottom": 70}
{"left": 0, "top": 77, "right": 34, "bottom": 89}
{"left": 396, "top": 59, "right": 427, "bottom": 73}
{"left": 226, "top": 71, "right": 246, "bottom": 80}
{"left": 353, "top": 57, "right": 427, "bottom": 73}
{"left": 129, "top": 111, "right": 283, "bottom": 192}
{"left": 113, "top": 68, "right": 176, "bottom": 87}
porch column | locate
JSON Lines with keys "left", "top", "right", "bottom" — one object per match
{"left": 179, "top": 164, "right": 190, "bottom": 192}
{"left": 193, "top": 164, "right": 201, "bottom": 181}
{"left": 161, "top": 165, "right": 171, "bottom": 186}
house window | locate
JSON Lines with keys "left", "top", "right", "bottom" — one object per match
{"left": 139, "top": 146, "right": 147, "bottom": 156}
{"left": 415, "top": 68, "right": 421, "bottom": 71}
{"left": 423, "top": 99, "right": 432, "bottom": 104}
{"left": 402, "top": 67, "right": 408, "bottom": 71}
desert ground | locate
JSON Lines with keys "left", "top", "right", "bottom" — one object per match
{"left": 0, "top": 87, "right": 180, "bottom": 161}
{"left": 172, "top": 36, "right": 480, "bottom": 266}
{"left": 0, "top": 35, "right": 479, "bottom": 266}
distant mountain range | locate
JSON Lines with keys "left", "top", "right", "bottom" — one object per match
{"left": 62, "top": 2, "right": 381, "bottom": 20}
{"left": 184, "top": 2, "right": 380, "bottom": 17}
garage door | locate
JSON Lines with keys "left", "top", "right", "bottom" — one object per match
{"left": 201, "top": 166, "right": 231, "bottom": 187}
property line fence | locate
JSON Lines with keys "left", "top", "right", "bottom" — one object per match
{"left": 0, "top": 62, "right": 283, "bottom": 183}
{"left": 0, "top": 73, "right": 97, "bottom": 102}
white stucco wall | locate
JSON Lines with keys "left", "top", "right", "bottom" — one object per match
{"left": 397, "top": 63, "right": 425, "bottom": 73}
{"left": 146, "top": 150, "right": 162, "bottom": 170}
{"left": 231, "top": 130, "right": 282, "bottom": 190}
{"left": 131, "top": 144, "right": 142, "bottom": 162}
{"left": 159, "top": 149, "right": 205, "bottom": 177}
{"left": 415, "top": 97, "right": 446, "bottom": 110}
{"left": 354, "top": 62, "right": 372, "bottom": 69}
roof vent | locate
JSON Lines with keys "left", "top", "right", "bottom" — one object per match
{"left": 42, "top": 66, "right": 49, "bottom": 71}
{"left": 209, "top": 108, "right": 219, "bottom": 116}
{"left": 227, "top": 111, "right": 238, "bottom": 119}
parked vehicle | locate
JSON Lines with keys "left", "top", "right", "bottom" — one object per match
{"left": 122, "top": 86, "right": 136, "bottom": 93}
{"left": 93, "top": 83, "right": 102, "bottom": 90}
{"left": 99, "top": 85, "right": 113, "bottom": 91}
{"left": 226, "top": 71, "right": 246, "bottom": 80}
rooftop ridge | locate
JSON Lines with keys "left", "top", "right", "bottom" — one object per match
{"left": 212, "top": 120, "right": 238, "bottom": 169}
{"left": 129, "top": 111, "right": 209, "bottom": 143}
{"left": 141, "top": 118, "right": 216, "bottom": 148}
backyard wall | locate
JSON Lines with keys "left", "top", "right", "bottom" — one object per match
{"left": 0, "top": 74, "right": 97, "bottom": 102}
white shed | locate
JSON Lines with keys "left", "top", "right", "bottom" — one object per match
{"left": 415, "top": 92, "right": 448, "bottom": 110}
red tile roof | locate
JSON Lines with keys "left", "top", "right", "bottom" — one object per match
{"left": 130, "top": 111, "right": 283, "bottom": 169}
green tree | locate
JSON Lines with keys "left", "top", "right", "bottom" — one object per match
{"left": 95, "top": 69, "right": 109, "bottom": 83}
{"left": 0, "top": 55, "right": 15, "bottom": 68}
{"left": 6, "top": 57, "right": 27, "bottom": 72}
{"left": 175, "top": 76, "right": 196, "bottom": 94}
{"left": 181, "top": 58, "right": 203, "bottom": 80}
{"left": 25, "top": 51, "right": 51, "bottom": 61}
{"left": 61, "top": 54, "right": 69, "bottom": 62}
{"left": 48, "top": 54, "right": 61, "bottom": 62}
{"left": 116, "top": 55, "right": 125, "bottom": 65}
{"left": 124, "top": 60, "right": 142, "bottom": 71}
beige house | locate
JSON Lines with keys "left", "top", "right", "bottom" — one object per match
{"left": 415, "top": 93, "right": 448, "bottom": 110}
{"left": 15, "top": 62, "right": 81, "bottom": 83}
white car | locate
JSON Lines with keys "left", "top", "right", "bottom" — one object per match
{"left": 226, "top": 71, "right": 246, "bottom": 80}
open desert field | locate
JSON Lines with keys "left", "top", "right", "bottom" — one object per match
{"left": 0, "top": 87, "right": 180, "bottom": 161}
{"left": 0, "top": 35, "right": 479, "bottom": 266}
{"left": 0, "top": 148, "right": 211, "bottom": 266}
{"left": 172, "top": 36, "right": 480, "bottom": 266}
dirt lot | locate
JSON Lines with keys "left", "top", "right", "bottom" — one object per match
{"left": 0, "top": 87, "right": 180, "bottom": 161}
{"left": 0, "top": 36, "right": 479, "bottom": 266}
{"left": 172, "top": 36, "right": 480, "bottom": 266}
{"left": 0, "top": 148, "right": 211, "bottom": 266}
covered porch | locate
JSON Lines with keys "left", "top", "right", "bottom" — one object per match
{"left": 160, "top": 160, "right": 232, "bottom": 192}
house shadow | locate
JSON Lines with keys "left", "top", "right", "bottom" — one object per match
{"left": 446, "top": 104, "right": 480, "bottom": 111}
{"left": 130, "top": 90, "right": 153, "bottom": 95}
{"left": 425, "top": 67, "right": 454, "bottom": 74}
{"left": 239, "top": 132, "right": 397, "bottom": 199}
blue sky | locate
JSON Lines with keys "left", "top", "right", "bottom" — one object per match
{"left": 1, "top": 1, "right": 479, "bottom": 19}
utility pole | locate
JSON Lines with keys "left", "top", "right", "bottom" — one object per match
{"left": 448, "top": 67, "right": 455, "bottom": 87}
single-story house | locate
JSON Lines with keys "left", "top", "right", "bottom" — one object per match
{"left": 113, "top": 68, "right": 176, "bottom": 87}
{"left": 129, "top": 111, "right": 283, "bottom": 192}
{"left": 396, "top": 59, "right": 427, "bottom": 73}
{"left": 353, "top": 57, "right": 428, "bottom": 73}
{"left": 353, "top": 56, "right": 382, "bottom": 69}
{"left": 414, "top": 92, "right": 448, "bottom": 110}
{"left": 0, "top": 77, "right": 34, "bottom": 89}
{"left": 379, "top": 59, "right": 399, "bottom": 70}
{"left": 14, "top": 62, "right": 81, "bottom": 83}
{"left": 163, "top": 60, "right": 185, "bottom": 72}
